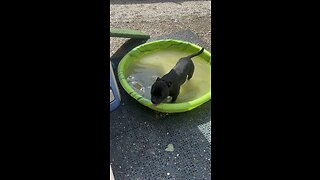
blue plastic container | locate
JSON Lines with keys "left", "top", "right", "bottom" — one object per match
{"left": 110, "top": 61, "right": 121, "bottom": 112}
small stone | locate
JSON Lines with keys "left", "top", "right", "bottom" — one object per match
{"left": 165, "top": 144, "right": 174, "bottom": 152}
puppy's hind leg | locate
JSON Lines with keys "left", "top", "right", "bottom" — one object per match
{"left": 187, "top": 65, "right": 195, "bottom": 80}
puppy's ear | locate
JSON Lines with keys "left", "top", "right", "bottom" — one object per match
{"left": 166, "top": 81, "right": 172, "bottom": 87}
{"left": 156, "top": 77, "right": 161, "bottom": 81}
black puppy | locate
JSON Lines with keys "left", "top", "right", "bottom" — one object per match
{"left": 151, "top": 48, "right": 205, "bottom": 105}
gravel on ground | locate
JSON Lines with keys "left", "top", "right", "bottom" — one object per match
{"left": 110, "top": 0, "right": 211, "bottom": 54}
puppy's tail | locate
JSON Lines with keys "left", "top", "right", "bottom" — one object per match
{"left": 187, "top": 48, "right": 205, "bottom": 59}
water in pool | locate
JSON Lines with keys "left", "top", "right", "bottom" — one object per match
{"left": 126, "top": 49, "right": 211, "bottom": 103}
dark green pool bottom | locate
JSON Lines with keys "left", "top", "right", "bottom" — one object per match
{"left": 110, "top": 30, "right": 212, "bottom": 179}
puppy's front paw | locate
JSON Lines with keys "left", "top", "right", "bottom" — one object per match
{"left": 164, "top": 96, "right": 173, "bottom": 103}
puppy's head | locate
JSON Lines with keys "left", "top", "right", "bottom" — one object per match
{"left": 151, "top": 77, "right": 172, "bottom": 105}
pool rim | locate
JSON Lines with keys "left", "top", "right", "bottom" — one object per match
{"left": 117, "top": 39, "right": 211, "bottom": 113}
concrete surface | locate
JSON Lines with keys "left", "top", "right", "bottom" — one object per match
{"left": 110, "top": 0, "right": 211, "bottom": 54}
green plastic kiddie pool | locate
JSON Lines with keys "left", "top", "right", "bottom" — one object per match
{"left": 118, "top": 39, "right": 211, "bottom": 113}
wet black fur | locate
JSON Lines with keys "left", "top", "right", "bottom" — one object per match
{"left": 151, "top": 48, "right": 204, "bottom": 105}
